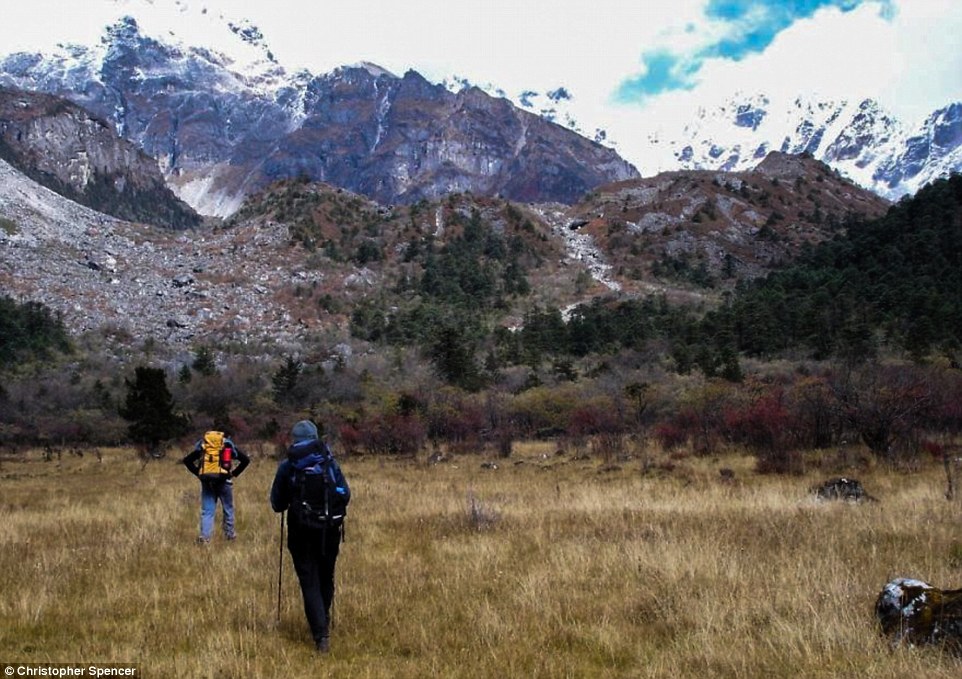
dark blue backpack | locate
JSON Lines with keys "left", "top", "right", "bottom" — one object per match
{"left": 290, "top": 457, "right": 349, "bottom": 531}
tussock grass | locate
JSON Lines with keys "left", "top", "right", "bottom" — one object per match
{"left": 1, "top": 447, "right": 961, "bottom": 677}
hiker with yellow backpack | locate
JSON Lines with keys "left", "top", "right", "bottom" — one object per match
{"left": 182, "top": 430, "right": 250, "bottom": 543}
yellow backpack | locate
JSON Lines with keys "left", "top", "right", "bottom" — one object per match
{"left": 199, "top": 431, "right": 232, "bottom": 479}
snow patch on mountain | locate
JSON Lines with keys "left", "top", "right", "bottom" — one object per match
{"left": 169, "top": 167, "right": 244, "bottom": 219}
{"left": 1, "top": 1, "right": 290, "bottom": 106}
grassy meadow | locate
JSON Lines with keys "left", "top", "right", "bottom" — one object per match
{"left": 1, "top": 443, "right": 961, "bottom": 678}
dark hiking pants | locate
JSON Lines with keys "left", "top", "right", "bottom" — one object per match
{"left": 288, "top": 524, "right": 342, "bottom": 644}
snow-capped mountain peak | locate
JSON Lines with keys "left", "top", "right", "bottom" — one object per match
{"left": 101, "top": 0, "right": 280, "bottom": 83}
{"left": 619, "top": 89, "right": 962, "bottom": 201}
{"left": 1, "top": 0, "right": 956, "bottom": 208}
{"left": 335, "top": 62, "right": 397, "bottom": 79}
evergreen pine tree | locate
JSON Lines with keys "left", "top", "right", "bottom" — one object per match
{"left": 119, "top": 366, "right": 189, "bottom": 457}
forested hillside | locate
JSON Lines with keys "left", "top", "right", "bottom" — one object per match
{"left": 429, "top": 174, "right": 961, "bottom": 381}
{"left": 723, "top": 174, "right": 962, "bottom": 361}
{"left": 1, "top": 176, "right": 960, "bottom": 463}
{"left": 0, "top": 295, "right": 71, "bottom": 369}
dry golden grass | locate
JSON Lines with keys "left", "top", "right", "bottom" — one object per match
{"left": 1, "top": 444, "right": 961, "bottom": 678}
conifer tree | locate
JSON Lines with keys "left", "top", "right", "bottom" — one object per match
{"left": 119, "top": 366, "right": 189, "bottom": 457}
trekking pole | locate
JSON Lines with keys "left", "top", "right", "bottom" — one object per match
{"left": 276, "top": 510, "right": 285, "bottom": 626}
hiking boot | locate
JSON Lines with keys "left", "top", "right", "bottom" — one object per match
{"left": 316, "top": 637, "right": 330, "bottom": 654}
{"left": 225, "top": 534, "right": 237, "bottom": 541}
{"left": 195, "top": 537, "right": 210, "bottom": 545}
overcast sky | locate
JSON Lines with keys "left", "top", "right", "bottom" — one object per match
{"left": 2, "top": 0, "right": 960, "bottom": 151}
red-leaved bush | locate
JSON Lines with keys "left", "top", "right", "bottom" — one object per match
{"left": 723, "top": 387, "right": 804, "bottom": 474}
{"left": 653, "top": 421, "right": 687, "bottom": 452}
{"left": 352, "top": 412, "right": 427, "bottom": 455}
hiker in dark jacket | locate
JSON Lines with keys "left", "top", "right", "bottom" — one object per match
{"left": 182, "top": 432, "right": 250, "bottom": 543}
{"left": 270, "top": 420, "right": 351, "bottom": 654}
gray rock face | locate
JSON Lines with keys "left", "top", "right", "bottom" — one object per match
{"left": 873, "top": 103, "right": 962, "bottom": 190}
{"left": 277, "top": 69, "right": 638, "bottom": 208}
{"left": 0, "top": 87, "right": 199, "bottom": 228}
{"left": 0, "top": 155, "right": 305, "bottom": 349}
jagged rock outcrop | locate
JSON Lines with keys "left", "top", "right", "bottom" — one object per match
{"left": 873, "top": 103, "right": 962, "bottom": 192}
{"left": 282, "top": 68, "right": 638, "bottom": 207}
{"left": 0, "top": 87, "right": 199, "bottom": 228}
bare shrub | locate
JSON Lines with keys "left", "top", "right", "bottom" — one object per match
{"left": 755, "top": 448, "right": 805, "bottom": 475}
{"left": 496, "top": 429, "right": 513, "bottom": 458}
{"left": 653, "top": 421, "right": 687, "bottom": 452}
{"left": 505, "top": 384, "right": 581, "bottom": 438}
{"left": 833, "top": 364, "right": 934, "bottom": 464}
{"left": 594, "top": 433, "right": 626, "bottom": 467}
{"left": 786, "top": 375, "right": 841, "bottom": 449}
{"left": 939, "top": 444, "right": 962, "bottom": 502}
{"left": 818, "top": 440, "right": 872, "bottom": 473}
{"left": 338, "top": 423, "right": 362, "bottom": 456}
{"left": 674, "top": 381, "right": 734, "bottom": 456}
{"left": 425, "top": 388, "right": 487, "bottom": 450}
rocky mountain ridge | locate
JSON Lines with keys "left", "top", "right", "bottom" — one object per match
{"left": 442, "top": 80, "right": 960, "bottom": 203}
{"left": 1, "top": 2, "right": 955, "bottom": 213}
{"left": 559, "top": 151, "right": 891, "bottom": 302}
{"left": 0, "top": 145, "right": 889, "bottom": 358}
{"left": 0, "top": 17, "right": 637, "bottom": 218}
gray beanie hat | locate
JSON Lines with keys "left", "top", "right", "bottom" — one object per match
{"left": 291, "top": 420, "right": 319, "bottom": 442}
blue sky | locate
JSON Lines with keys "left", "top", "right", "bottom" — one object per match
{"left": 616, "top": 0, "right": 896, "bottom": 102}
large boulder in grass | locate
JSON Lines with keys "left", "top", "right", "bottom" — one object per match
{"left": 875, "top": 577, "right": 962, "bottom": 654}
{"left": 812, "top": 477, "right": 877, "bottom": 502}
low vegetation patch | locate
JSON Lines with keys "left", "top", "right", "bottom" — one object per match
{"left": 0, "top": 216, "right": 18, "bottom": 235}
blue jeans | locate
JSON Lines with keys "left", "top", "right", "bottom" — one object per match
{"left": 199, "top": 478, "right": 235, "bottom": 540}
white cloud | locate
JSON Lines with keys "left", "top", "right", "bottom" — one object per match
{"left": 676, "top": 4, "right": 898, "bottom": 107}
{"left": 250, "top": 0, "right": 707, "bottom": 96}
{"left": 591, "top": 0, "right": 962, "bottom": 171}
{"left": 1, "top": 0, "right": 113, "bottom": 50}
{"left": 879, "top": 0, "right": 962, "bottom": 121}
{"left": 677, "top": 1, "right": 962, "bottom": 124}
